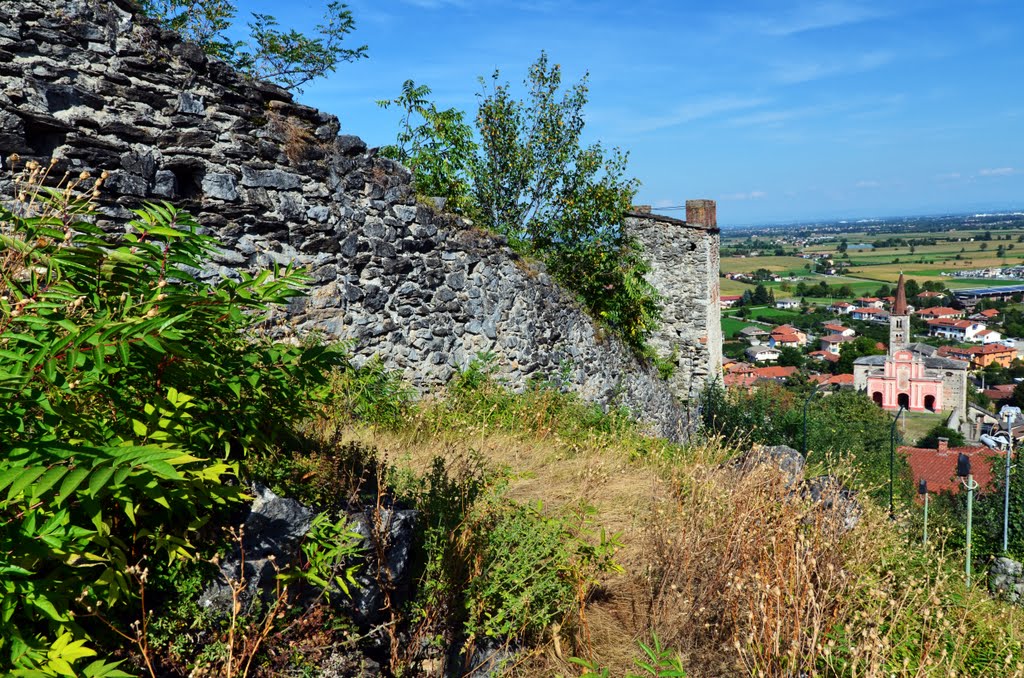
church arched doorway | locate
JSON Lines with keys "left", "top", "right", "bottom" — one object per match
{"left": 872, "top": 391, "right": 883, "bottom": 406}
{"left": 924, "top": 394, "right": 936, "bottom": 412}
{"left": 897, "top": 393, "right": 910, "bottom": 409}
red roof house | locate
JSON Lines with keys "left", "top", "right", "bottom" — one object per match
{"left": 900, "top": 438, "right": 1001, "bottom": 495}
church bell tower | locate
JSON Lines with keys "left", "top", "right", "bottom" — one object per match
{"left": 889, "top": 273, "right": 910, "bottom": 354}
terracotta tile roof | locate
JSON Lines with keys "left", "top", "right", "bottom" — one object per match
{"left": 720, "top": 295, "right": 743, "bottom": 301}
{"left": 831, "top": 301, "right": 854, "bottom": 308}
{"left": 810, "top": 373, "right": 855, "bottom": 385}
{"left": 900, "top": 444, "right": 1001, "bottom": 494}
{"left": 852, "top": 307, "right": 885, "bottom": 314}
{"left": 808, "top": 350, "right": 841, "bottom": 362}
{"left": 917, "top": 291, "right": 945, "bottom": 298}
{"left": 750, "top": 366, "right": 798, "bottom": 379}
{"left": 822, "top": 322, "right": 851, "bottom": 332}
{"left": 821, "top": 333, "right": 854, "bottom": 343}
{"left": 927, "top": 318, "right": 974, "bottom": 329}
{"left": 937, "top": 346, "right": 973, "bottom": 359}
{"left": 978, "top": 309, "right": 1000, "bottom": 318}
{"left": 918, "top": 306, "right": 962, "bottom": 317}
{"left": 724, "top": 373, "right": 759, "bottom": 388}
{"left": 772, "top": 332, "right": 801, "bottom": 343}
{"left": 972, "top": 342, "right": 1014, "bottom": 355}
{"left": 984, "top": 384, "right": 1016, "bottom": 400}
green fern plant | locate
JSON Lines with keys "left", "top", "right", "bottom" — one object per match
{"left": 0, "top": 166, "right": 344, "bottom": 675}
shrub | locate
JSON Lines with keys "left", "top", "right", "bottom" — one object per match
{"left": 0, "top": 165, "right": 343, "bottom": 674}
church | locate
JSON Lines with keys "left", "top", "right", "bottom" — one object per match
{"left": 853, "top": 274, "right": 969, "bottom": 416}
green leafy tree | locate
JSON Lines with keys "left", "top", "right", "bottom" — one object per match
{"left": 381, "top": 53, "right": 658, "bottom": 350}
{"left": 834, "top": 335, "right": 885, "bottom": 374}
{"left": 904, "top": 278, "right": 921, "bottom": 298}
{"left": 377, "top": 80, "right": 476, "bottom": 213}
{"left": 777, "top": 346, "right": 805, "bottom": 369}
{"left": 916, "top": 424, "right": 966, "bottom": 448}
{"left": 751, "top": 283, "right": 773, "bottom": 305}
{"left": 141, "top": 0, "right": 367, "bottom": 92}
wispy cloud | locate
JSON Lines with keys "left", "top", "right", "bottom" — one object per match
{"left": 629, "top": 95, "right": 769, "bottom": 133}
{"left": 979, "top": 167, "right": 1016, "bottom": 177}
{"left": 717, "top": 1, "right": 888, "bottom": 38}
{"left": 723, "top": 190, "right": 767, "bottom": 201}
{"left": 758, "top": 1, "right": 884, "bottom": 36}
{"left": 771, "top": 49, "right": 895, "bottom": 84}
{"left": 855, "top": 180, "right": 881, "bottom": 188}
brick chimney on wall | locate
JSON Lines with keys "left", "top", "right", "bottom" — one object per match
{"left": 937, "top": 437, "right": 949, "bottom": 453}
{"left": 686, "top": 199, "right": 717, "bottom": 228}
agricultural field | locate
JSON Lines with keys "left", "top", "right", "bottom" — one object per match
{"left": 719, "top": 255, "right": 809, "bottom": 275}
{"left": 721, "top": 218, "right": 1024, "bottom": 296}
{"left": 721, "top": 315, "right": 753, "bottom": 338}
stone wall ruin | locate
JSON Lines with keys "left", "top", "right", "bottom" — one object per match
{"left": 0, "top": 0, "right": 721, "bottom": 439}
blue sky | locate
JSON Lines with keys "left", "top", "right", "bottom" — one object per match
{"left": 231, "top": 0, "right": 1024, "bottom": 227}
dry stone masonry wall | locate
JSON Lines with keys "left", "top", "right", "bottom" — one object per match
{"left": 626, "top": 203, "right": 722, "bottom": 400}
{"left": 0, "top": 0, "right": 720, "bottom": 439}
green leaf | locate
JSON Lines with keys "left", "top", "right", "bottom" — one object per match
{"left": 7, "top": 466, "right": 47, "bottom": 501}
{"left": 57, "top": 467, "right": 91, "bottom": 504}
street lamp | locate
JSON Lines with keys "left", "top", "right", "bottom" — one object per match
{"left": 918, "top": 479, "right": 929, "bottom": 546}
{"left": 980, "top": 405, "right": 1020, "bottom": 554}
{"left": 958, "top": 452, "right": 979, "bottom": 588}
{"left": 890, "top": 404, "right": 906, "bottom": 519}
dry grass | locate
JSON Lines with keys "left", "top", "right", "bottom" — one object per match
{"left": 341, "top": 414, "right": 1024, "bottom": 677}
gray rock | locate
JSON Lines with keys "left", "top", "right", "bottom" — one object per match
{"left": 802, "top": 475, "right": 860, "bottom": 533}
{"left": 201, "top": 172, "right": 238, "bottom": 201}
{"left": 240, "top": 166, "right": 302, "bottom": 190}
{"left": 990, "top": 557, "right": 1024, "bottom": 603}
{"left": 733, "top": 444, "right": 805, "bottom": 487}
{"left": 177, "top": 91, "right": 205, "bottom": 115}
{"left": 199, "top": 484, "right": 313, "bottom": 614}
{"left": 348, "top": 508, "right": 417, "bottom": 626}
{"left": 307, "top": 205, "right": 330, "bottom": 222}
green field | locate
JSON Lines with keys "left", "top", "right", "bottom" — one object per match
{"left": 721, "top": 316, "right": 754, "bottom": 338}
{"left": 720, "top": 255, "right": 809, "bottom": 275}
{"left": 722, "top": 224, "right": 1024, "bottom": 294}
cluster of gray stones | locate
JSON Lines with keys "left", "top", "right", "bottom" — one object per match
{"left": 0, "top": 0, "right": 711, "bottom": 440}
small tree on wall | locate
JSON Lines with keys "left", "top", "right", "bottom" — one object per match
{"left": 378, "top": 53, "right": 660, "bottom": 352}
{"left": 140, "top": 0, "right": 368, "bottom": 92}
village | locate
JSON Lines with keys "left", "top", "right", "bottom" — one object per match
{"left": 719, "top": 272, "right": 1024, "bottom": 494}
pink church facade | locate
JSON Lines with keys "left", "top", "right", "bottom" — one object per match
{"left": 865, "top": 350, "right": 944, "bottom": 412}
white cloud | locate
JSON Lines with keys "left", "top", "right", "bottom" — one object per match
{"left": 772, "top": 50, "right": 894, "bottom": 85}
{"left": 979, "top": 167, "right": 1016, "bottom": 177}
{"left": 756, "top": 1, "right": 885, "bottom": 36}
{"left": 855, "top": 180, "right": 881, "bottom": 188}
{"left": 723, "top": 190, "right": 767, "bottom": 201}
{"left": 630, "top": 95, "right": 769, "bottom": 133}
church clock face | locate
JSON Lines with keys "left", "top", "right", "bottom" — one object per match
{"left": 897, "top": 365, "right": 910, "bottom": 391}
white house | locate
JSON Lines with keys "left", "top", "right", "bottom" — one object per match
{"left": 976, "top": 329, "right": 1004, "bottom": 345}
{"left": 821, "top": 322, "right": 855, "bottom": 337}
{"left": 820, "top": 333, "right": 855, "bottom": 355}
{"left": 828, "top": 301, "right": 854, "bottom": 315}
{"left": 851, "top": 307, "right": 890, "bottom": 323}
{"left": 927, "top": 318, "right": 988, "bottom": 342}
{"left": 745, "top": 346, "right": 781, "bottom": 363}
{"left": 775, "top": 299, "right": 800, "bottom": 310}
